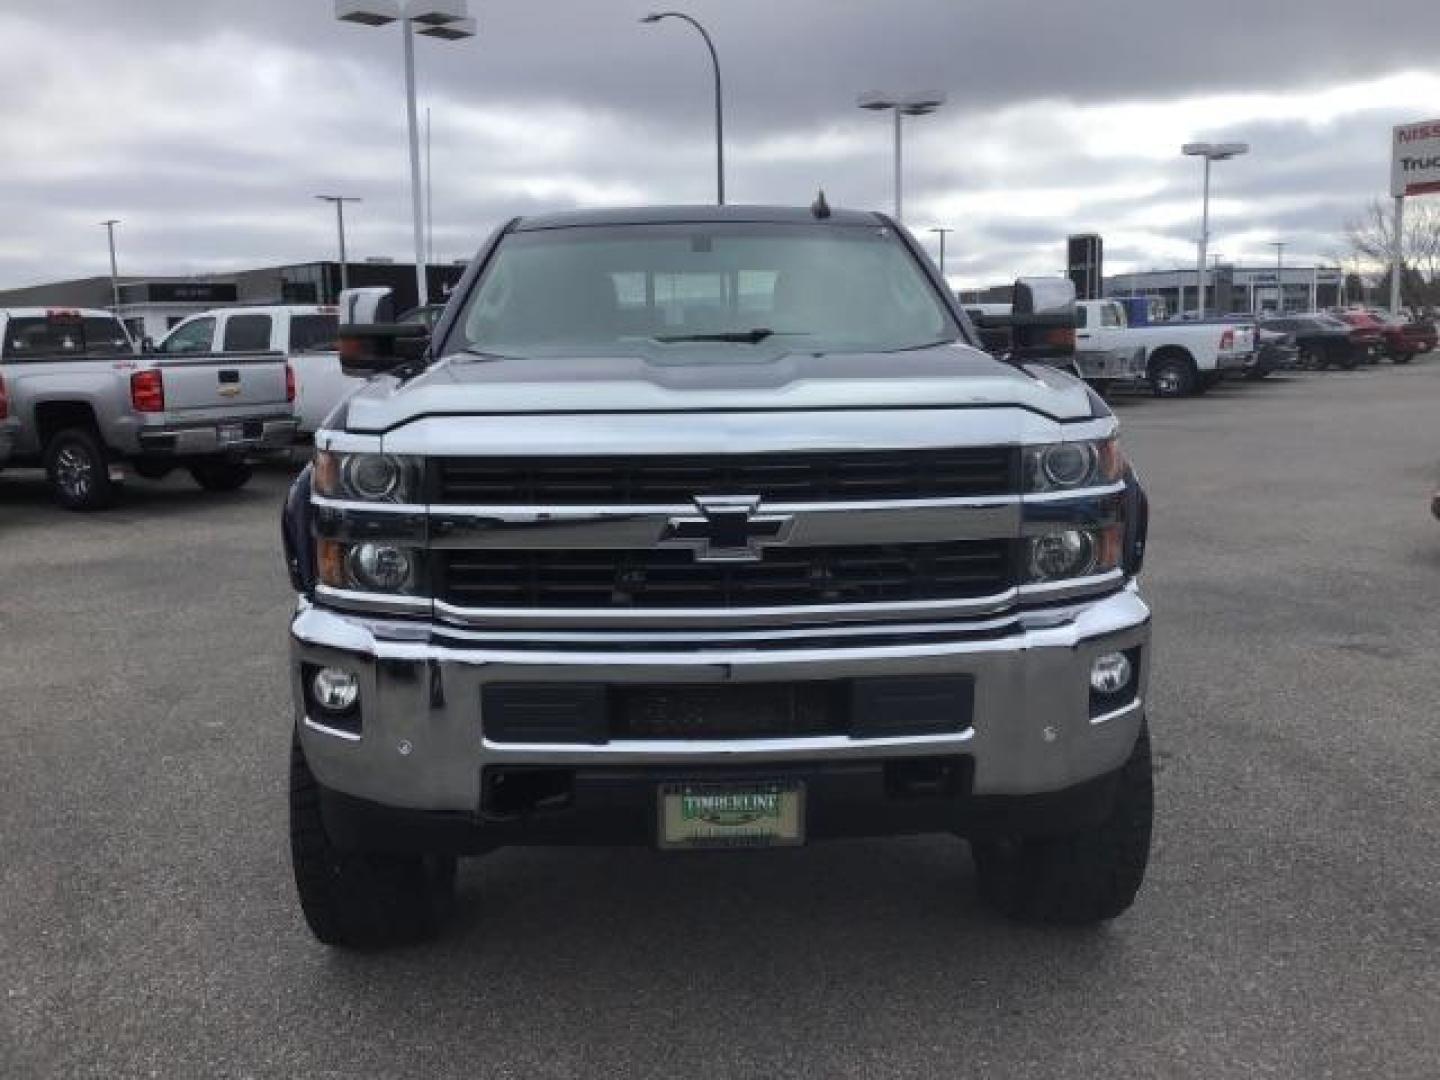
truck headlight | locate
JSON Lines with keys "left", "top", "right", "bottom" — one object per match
{"left": 1023, "top": 438, "right": 1123, "bottom": 492}
{"left": 313, "top": 451, "right": 421, "bottom": 503}
{"left": 318, "top": 539, "right": 424, "bottom": 595}
{"left": 1027, "top": 525, "right": 1123, "bottom": 583}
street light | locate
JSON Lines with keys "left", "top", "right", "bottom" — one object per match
{"left": 641, "top": 12, "right": 725, "bottom": 205}
{"left": 316, "top": 195, "right": 362, "bottom": 298}
{"left": 335, "top": 1, "right": 475, "bottom": 308}
{"left": 1182, "top": 141, "right": 1248, "bottom": 315}
{"left": 1270, "top": 241, "right": 1287, "bottom": 313}
{"left": 929, "top": 227, "right": 953, "bottom": 280}
{"left": 100, "top": 220, "right": 121, "bottom": 313}
{"left": 858, "top": 91, "right": 945, "bottom": 223}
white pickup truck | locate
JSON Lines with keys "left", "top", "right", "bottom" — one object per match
{"left": 157, "top": 305, "right": 347, "bottom": 435}
{"left": 1076, "top": 300, "right": 1254, "bottom": 398}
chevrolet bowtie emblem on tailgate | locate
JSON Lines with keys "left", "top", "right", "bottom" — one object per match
{"left": 660, "top": 496, "right": 794, "bottom": 563}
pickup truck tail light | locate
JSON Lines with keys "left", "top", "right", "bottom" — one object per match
{"left": 1219, "top": 328, "right": 1235, "bottom": 350}
{"left": 130, "top": 369, "right": 165, "bottom": 413}
{"left": 286, "top": 363, "right": 296, "bottom": 403}
{"left": 0, "top": 374, "right": 8, "bottom": 420}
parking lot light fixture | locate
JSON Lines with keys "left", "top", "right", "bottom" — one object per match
{"left": 335, "top": 0, "right": 473, "bottom": 308}
{"left": 640, "top": 12, "right": 725, "bottom": 205}
{"left": 1182, "top": 141, "right": 1249, "bottom": 315}
{"left": 858, "top": 91, "right": 946, "bottom": 223}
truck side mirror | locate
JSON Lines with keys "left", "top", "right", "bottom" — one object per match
{"left": 337, "top": 323, "right": 430, "bottom": 377}
{"left": 1009, "top": 277, "right": 1077, "bottom": 362}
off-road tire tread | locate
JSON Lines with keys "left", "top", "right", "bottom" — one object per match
{"left": 289, "top": 732, "right": 455, "bottom": 948}
{"left": 973, "top": 723, "right": 1154, "bottom": 925}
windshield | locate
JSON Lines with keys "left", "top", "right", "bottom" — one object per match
{"left": 3, "top": 315, "right": 133, "bottom": 359}
{"left": 453, "top": 222, "right": 960, "bottom": 359}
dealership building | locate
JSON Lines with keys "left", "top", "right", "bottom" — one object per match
{"left": 1104, "top": 265, "right": 1345, "bottom": 316}
{"left": 0, "top": 259, "right": 467, "bottom": 344}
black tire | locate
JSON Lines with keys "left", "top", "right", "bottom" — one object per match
{"left": 1149, "top": 354, "right": 1196, "bottom": 398}
{"left": 189, "top": 460, "right": 253, "bottom": 492}
{"left": 44, "top": 427, "right": 115, "bottom": 511}
{"left": 1336, "top": 348, "right": 1359, "bottom": 371}
{"left": 289, "top": 732, "right": 456, "bottom": 948}
{"left": 971, "top": 723, "right": 1154, "bottom": 925}
{"left": 1393, "top": 352, "right": 1413, "bottom": 365}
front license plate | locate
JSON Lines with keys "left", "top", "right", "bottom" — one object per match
{"left": 658, "top": 782, "right": 805, "bottom": 850}
{"left": 217, "top": 422, "right": 246, "bottom": 446}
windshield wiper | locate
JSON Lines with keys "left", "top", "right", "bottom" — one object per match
{"left": 879, "top": 337, "right": 959, "bottom": 353}
{"left": 651, "top": 328, "right": 801, "bottom": 344}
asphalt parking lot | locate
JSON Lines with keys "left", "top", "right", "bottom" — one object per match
{"left": 3, "top": 365, "right": 1438, "bottom": 1079}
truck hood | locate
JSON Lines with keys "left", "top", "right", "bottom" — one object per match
{"left": 342, "top": 344, "right": 1097, "bottom": 432}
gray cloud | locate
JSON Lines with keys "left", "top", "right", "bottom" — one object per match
{"left": 2, "top": 0, "right": 1438, "bottom": 288}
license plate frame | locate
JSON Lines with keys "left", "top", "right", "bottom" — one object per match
{"left": 657, "top": 781, "right": 805, "bottom": 850}
{"left": 216, "top": 422, "right": 247, "bottom": 447}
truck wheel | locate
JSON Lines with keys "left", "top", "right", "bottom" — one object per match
{"left": 971, "top": 723, "right": 1154, "bottom": 925}
{"left": 189, "top": 460, "right": 253, "bottom": 492}
{"left": 1393, "top": 352, "right": 1414, "bottom": 365}
{"left": 44, "top": 427, "right": 115, "bottom": 511}
{"left": 1149, "top": 355, "right": 1195, "bottom": 398}
{"left": 289, "top": 732, "right": 456, "bottom": 948}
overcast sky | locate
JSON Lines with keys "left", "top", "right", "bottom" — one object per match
{"left": 2, "top": 0, "right": 1438, "bottom": 289}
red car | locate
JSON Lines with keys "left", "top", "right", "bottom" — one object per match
{"left": 1334, "top": 310, "right": 1387, "bottom": 362}
{"left": 1372, "top": 312, "right": 1437, "bottom": 364}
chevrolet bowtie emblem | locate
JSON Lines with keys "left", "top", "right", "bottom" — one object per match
{"left": 660, "top": 496, "right": 794, "bottom": 563}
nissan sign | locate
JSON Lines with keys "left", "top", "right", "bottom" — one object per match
{"left": 1391, "top": 119, "right": 1440, "bottom": 197}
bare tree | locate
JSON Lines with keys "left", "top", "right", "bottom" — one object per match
{"left": 1344, "top": 198, "right": 1440, "bottom": 307}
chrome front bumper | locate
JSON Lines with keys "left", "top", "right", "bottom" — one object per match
{"left": 292, "top": 587, "right": 1151, "bottom": 816}
{"left": 137, "top": 417, "right": 298, "bottom": 455}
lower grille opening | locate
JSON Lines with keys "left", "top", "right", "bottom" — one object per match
{"left": 884, "top": 757, "right": 969, "bottom": 800}
{"left": 482, "top": 767, "right": 574, "bottom": 819}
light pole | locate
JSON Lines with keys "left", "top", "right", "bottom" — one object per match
{"left": 1182, "top": 141, "right": 1248, "bottom": 316}
{"left": 1270, "top": 241, "right": 1286, "bottom": 312}
{"left": 336, "top": 1, "right": 475, "bottom": 308}
{"left": 641, "top": 12, "right": 724, "bottom": 205}
{"left": 929, "top": 227, "right": 953, "bottom": 280}
{"left": 100, "top": 219, "right": 121, "bottom": 313}
{"left": 858, "top": 91, "right": 946, "bottom": 223}
{"left": 316, "top": 195, "right": 362, "bottom": 298}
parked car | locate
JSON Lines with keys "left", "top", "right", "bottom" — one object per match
{"left": 1332, "top": 310, "right": 1388, "bottom": 363}
{"left": 282, "top": 204, "right": 1155, "bottom": 947}
{"left": 1248, "top": 325, "right": 1298, "bottom": 379}
{"left": 1, "top": 307, "right": 296, "bottom": 508}
{"left": 1077, "top": 299, "right": 1254, "bottom": 397}
{"left": 1369, "top": 311, "right": 1437, "bottom": 364}
{"left": 1262, "top": 315, "right": 1361, "bottom": 370}
{"left": 156, "top": 304, "right": 340, "bottom": 436}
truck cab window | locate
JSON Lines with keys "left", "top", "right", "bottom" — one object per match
{"left": 2, "top": 316, "right": 132, "bottom": 360}
{"left": 162, "top": 317, "right": 215, "bottom": 354}
{"left": 223, "top": 314, "right": 273, "bottom": 352}
{"left": 290, "top": 314, "right": 339, "bottom": 353}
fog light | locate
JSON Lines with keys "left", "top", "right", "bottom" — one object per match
{"left": 1090, "top": 652, "right": 1133, "bottom": 695}
{"left": 312, "top": 667, "right": 360, "bottom": 713}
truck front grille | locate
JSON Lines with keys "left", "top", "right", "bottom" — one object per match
{"left": 433, "top": 449, "right": 1016, "bottom": 506}
{"left": 436, "top": 539, "right": 1015, "bottom": 609}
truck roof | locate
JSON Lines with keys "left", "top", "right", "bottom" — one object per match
{"left": 0, "top": 307, "right": 122, "bottom": 319}
{"left": 513, "top": 204, "right": 884, "bottom": 231}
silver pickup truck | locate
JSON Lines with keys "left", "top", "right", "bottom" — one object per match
{"left": 0, "top": 307, "right": 297, "bottom": 508}
{"left": 281, "top": 205, "right": 1154, "bottom": 948}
